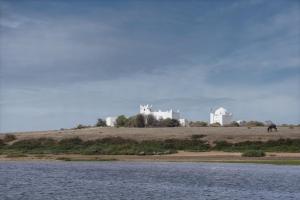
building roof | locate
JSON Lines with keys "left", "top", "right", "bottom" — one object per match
{"left": 214, "top": 107, "right": 231, "bottom": 115}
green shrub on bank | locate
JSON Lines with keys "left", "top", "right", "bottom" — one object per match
{"left": 1, "top": 137, "right": 300, "bottom": 155}
{"left": 0, "top": 136, "right": 208, "bottom": 155}
{"left": 0, "top": 139, "right": 5, "bottom": 147}
{"left": 242, "top": 150, "right": 266, "bottom": 157}
{"left": 213, "top": 139, "right": 300, "bottom": 152}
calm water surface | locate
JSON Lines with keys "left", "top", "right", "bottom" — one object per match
{"left": 0, "top": 161, "right": 299, "bottom": 200}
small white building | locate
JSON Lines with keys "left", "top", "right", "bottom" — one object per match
{"left": 236, "top": 120, "right": 246, "bottom": 126}
{"left": 140, "top": 104, "right": 187, "bottom": 126}
{"left": 179, "top": 118, "right": 188, "bottom": 127}
{"left": 210, "top": 107, "right": 233, "bottom": 126}
{"left": 106, "top": 117, "right": 117, "bottom": 127}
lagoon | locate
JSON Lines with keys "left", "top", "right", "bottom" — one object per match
{"left": 0, "top": 162, "right": 299, "bottom": 200}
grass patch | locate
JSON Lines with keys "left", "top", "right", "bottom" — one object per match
{"left": 213, "top": 139, "right": 300, "bottom": 152}
{"left": 190, "top": 134, "right": 206, "bottom": 140}
{"left": 0, "top": 137, "right": 209, "bottom": 155}
{"left": 1, "top": 137, "right": 300, "bottom": 156}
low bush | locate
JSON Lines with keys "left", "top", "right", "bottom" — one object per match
{"left": 75, "top": 124, "right": 89, "bottom": 129}
{"left": 224, "top": 121, "right": 240, "bottom": 127}
{"left": 96, "top": 118, "right": 106, "bottom": 127}
{"left": 213, "top": 139, "right": 300, "bottom": 152}
{"left": 242, "top": 150, "right": 266, "bottom": 157}
{"left": 159, "top": 119, "right": 180, "bottom": 127}
{"left": 245, "top": 121, "right": 265, "bottom": 127}
{"left": 3, "top": 134, "right": 17, "bottom": 143}
{"left": 189, "top": 121, "right": 208, "bottom": 127}
{"left": 191, "top": 134, "right": 206, "bottom": 140}
{"left": 0, "top": 139, "right": 4, "bottom": 147}
{"left": 210, "top": 122, "right": 221, "bottom": 127}
{"left": 2, "top": 137, "right": 300, "bottom": 155}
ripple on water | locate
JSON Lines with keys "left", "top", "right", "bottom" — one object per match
{"left": 0, "top": 162, "right": 299, "bottom": 200}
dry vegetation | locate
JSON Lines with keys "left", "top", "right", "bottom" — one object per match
{"left": 1, "top": 126, "right": 299, "bottom": 144}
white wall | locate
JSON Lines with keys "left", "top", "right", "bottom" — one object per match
{"left": 106, "top": 117, "right": 117, "bottom": 127}
{"left": 209, "top": 107, "right": 233, "bottom": 125}
{"left": 140, "top": 105, "right": 181, "bottom": 120}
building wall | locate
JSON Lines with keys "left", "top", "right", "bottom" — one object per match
{"left": 106, "top": 117, "right": 117, "bottom": 127}
{"left": 140, "top": 105, "right": 180, "bottom": 120}
{"left": 210, "top": 107, "right": 233, "bottom": 125}
{"left": 179, "top": 119, "right": 188, "bottom": 127}
{"left": 222, "top": 115, "right": 232, "bottom": 125}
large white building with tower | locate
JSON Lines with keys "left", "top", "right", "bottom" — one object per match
{"left": 140, "top": 104, "right": 187, "bottom": 126}
{"left": 210, "top": 107, "right": 233, "bottom": 126}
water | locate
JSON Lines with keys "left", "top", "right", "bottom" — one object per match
{"left": 0, "top": 162, "right": 299, "bottom": 200}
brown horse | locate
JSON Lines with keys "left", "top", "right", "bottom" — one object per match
{"left": 267, "top": 124, "right": 277, "bottom": 132}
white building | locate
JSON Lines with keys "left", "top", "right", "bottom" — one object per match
{"left": 210, "top": 107, "right": 233, "bottom": 126}
{"left": 106, "top": 117, "right": 117, "bottom": 127}
{"left": 140, "top": 104, "right": 187, "bottom": 126}
{"left": 179, "top": 118, "right": 188, "bottom": 127}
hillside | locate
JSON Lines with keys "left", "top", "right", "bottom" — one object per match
{"left": 2, "top": 127, "right": 299, "bottom": 144}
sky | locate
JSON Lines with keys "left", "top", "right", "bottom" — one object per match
{"left": 0, "top": 0, "right": 299, "bottom": 132}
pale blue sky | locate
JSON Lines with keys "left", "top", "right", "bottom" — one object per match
{"left": 0, "top": 0, "right": 299, "bottom": 132}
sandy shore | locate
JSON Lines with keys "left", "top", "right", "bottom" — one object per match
{"left": 1, "top": 151, "right": 300, "bottom": 165}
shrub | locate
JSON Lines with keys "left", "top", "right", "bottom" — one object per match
{"left": 210, "top": 122, "right": 221, "bottom": 127}
{"left": 3, "top": 134, "right": 17, "bottom": 143}
{"left": 10, "top": 138, "right": 56, "bottom": 151}
{"left": 75, "top": 124, "right": 89, "bottom": 129}
{"left": 228, "top": 121, "right": 240, "bottom": 127}
{"left": 0, "top": 139, "right": 4, "bottom": 147}
{"left": 189, "top": 121, "right": 208, "bottom": 127}
{"left": 159, "top": 118, "right": 180, "bottom": 127}
{"left": 245, "top": 121, "right": 265, "bottom": 127}
{"left": 135, "top": 114, "right": 145, "bottom": 128}
{"left": 116, "top": 115, "right": 128, "bottom": 127}
{"left": 59, "top": 137, "right": 83, "bottom": 146}
{"left": 242, "top": 150, "right": 266, "bottom": 157}
{"left": 191, "top": 134, "right": 206, "bottom": 140}
{"left": 146, "top": 114, "right": 158, "bottom": 127}
{"left": 96, "top": 118, "right": 106, "bottom": 127}
{"left": 125, "top": 116, "right": 136, "bottom": 127}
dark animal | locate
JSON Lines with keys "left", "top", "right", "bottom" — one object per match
{"left": 267, "top": 124, "right": 277, "bottom": 132}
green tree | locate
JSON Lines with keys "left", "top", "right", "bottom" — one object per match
{"left": 96, "top": 118, "right": 106, "bottom": 127}
{"left": 135, "top": 114, "right": 145, "bottom": 128}
{"left": 146, "top": 114, "right": 157, "bottom": 127}
{"left": 126, "top": 116, "right": 136, "bottom": 127}
{"left": 116, "top": 115, "right": 128, "bottom": 127}
{"left": 160, "top": 118, "right": 180, "bottom": 127}
{"left": 210, "top": 122, "right": 221, "bottom": 127}
{"left": 245, "top": 121, "right": 265, "bottom": 127}
{"left": 189, "top": 121, "right": 207, "bottom": 127}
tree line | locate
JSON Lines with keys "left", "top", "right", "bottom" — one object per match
{"left": 93, "top": 114, "right": 180, "bottom": 128}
